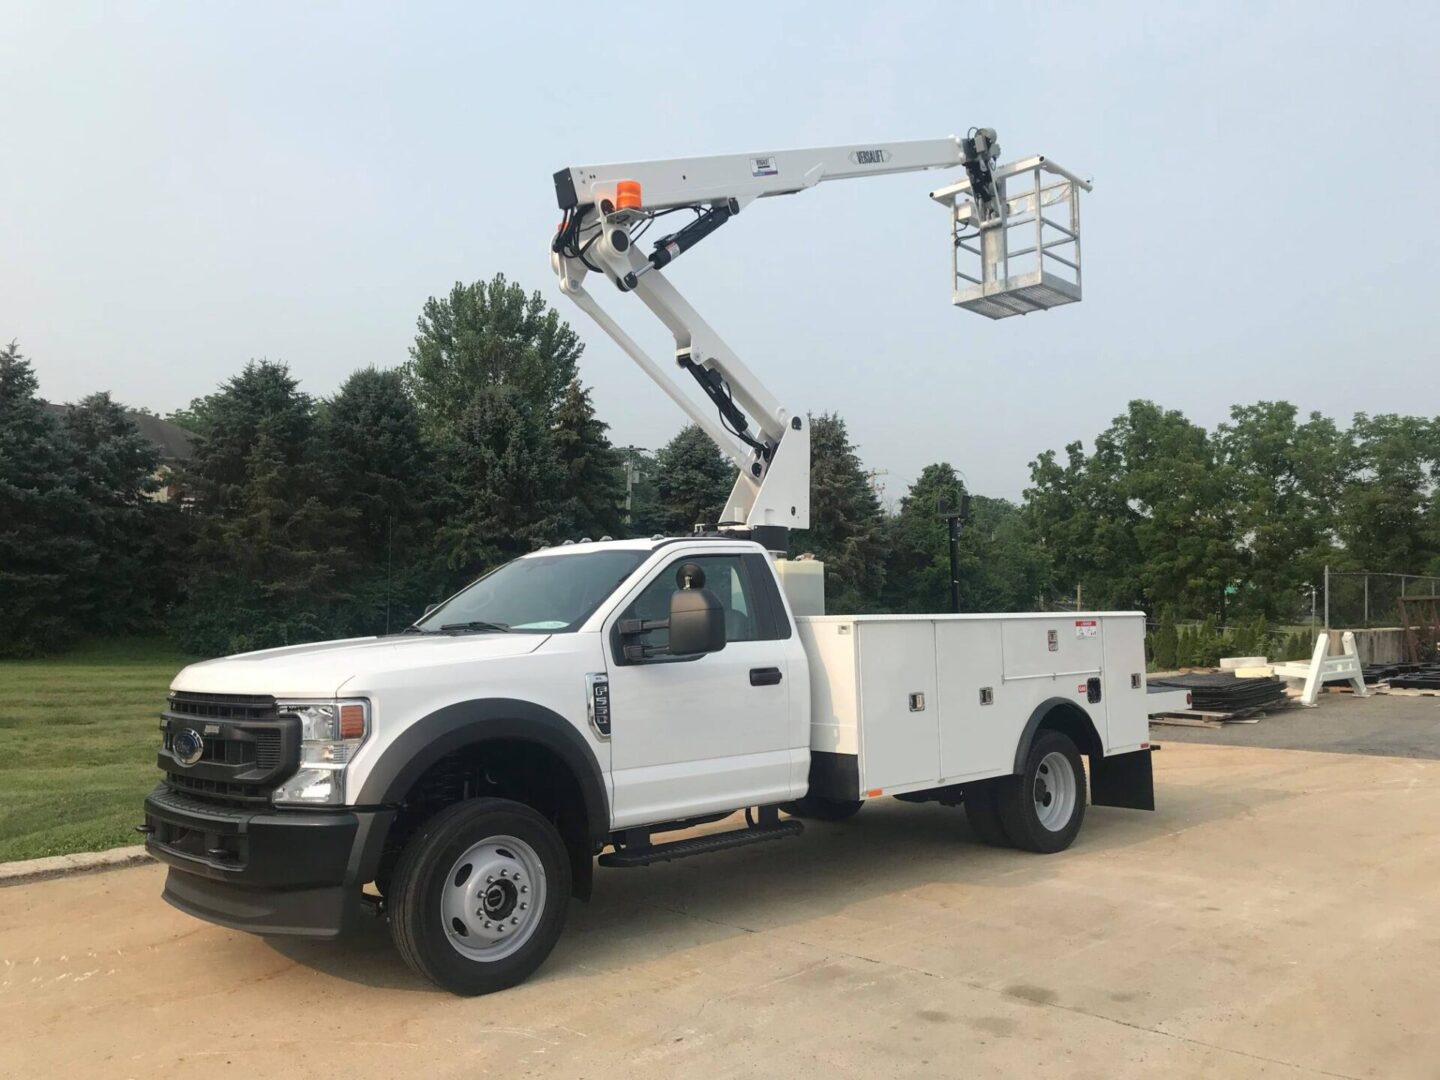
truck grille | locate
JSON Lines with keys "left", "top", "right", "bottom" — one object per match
{"left": 159, "top": 692, "right": 300, "bottom": 806}
{"left": 167, "top": 691, "right": 278, "bottom": 723}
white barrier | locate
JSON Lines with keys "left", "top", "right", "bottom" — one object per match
{"left": 1272, "top": 631, "right": 1368, "bottom": 706}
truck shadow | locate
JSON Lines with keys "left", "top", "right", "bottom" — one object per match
{"left": 265, "top": 776, "right": 1278, "bottom": 993}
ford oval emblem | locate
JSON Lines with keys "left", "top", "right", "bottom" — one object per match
{"left": 172, "top": 728, "right": 205, "bottom": 767}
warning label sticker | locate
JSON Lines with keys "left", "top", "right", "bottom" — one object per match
{"left": 1074, "top": 619, "right": 1098, "bottom": 638}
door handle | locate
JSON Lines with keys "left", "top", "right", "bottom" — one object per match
{"left": 750, "top": 667, "right": 783, "bottom": 686}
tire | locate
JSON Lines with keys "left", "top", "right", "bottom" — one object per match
{"left": 389, "top": 797, "right": 572, "bottom": 995}
{"left": 962, "top": 780, "right": 1013, "bottom": 847}
{"left": 780, "top": 795, "right": 864, "bottom": 821}
{"left": 995, "top": 730, "right": 1087, "bottom": 853}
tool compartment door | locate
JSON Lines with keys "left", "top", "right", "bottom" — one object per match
{"left": 856, "top": 621, "right": 939, "bottom": 791}
{"left": 1001, "top": 616, "right": 1109, "bottom": 741}
{"left": 935, "top": 619, "right": 1009, "bottom": 779}
{"left": 1001, "top": 616, "right": 1105, "bottom": 680}
{"left": 1101, "top": 615, "right": 1148, "bottom": 750}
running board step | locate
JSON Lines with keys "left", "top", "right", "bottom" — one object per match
{"left": 598, "top": 819, "right": 803, "bottom": 867}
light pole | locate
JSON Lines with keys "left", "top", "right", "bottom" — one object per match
{"left": 937, "top": 493, "right": 971, "bottom": 614}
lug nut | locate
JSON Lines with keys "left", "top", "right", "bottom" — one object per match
{"left": 499, "top": 869, "right": 508, "bottom": 878}
{"left": 510, "top": 917, "right": 518, "bottom": 926}
{"left": 520, "top": 885, "right": 528, "bottom": 894}
{"left": 487, "top": 874, "right": 495, "bottom": 883}
{"left": 520, "top": 902, "right": 528, "bottom": 911}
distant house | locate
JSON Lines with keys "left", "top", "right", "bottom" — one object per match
{"left": 42, "top": 403, "right": 196, "bottom": 503}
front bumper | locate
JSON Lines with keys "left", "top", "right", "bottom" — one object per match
{"left": 143, "top": 784, "right": 394, "bottom": 938}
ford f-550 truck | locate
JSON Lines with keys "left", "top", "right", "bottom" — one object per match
{"left": 143, "top": 129, "right": 1145, "bottom": 994}
{"left": 143, "top": 535, "right": 1156, "bottom": 995}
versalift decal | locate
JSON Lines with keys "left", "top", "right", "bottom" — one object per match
{"left": 750, "top": 156, "right": 778, "bottom": 177}
{"left": 850, "top": 148, "right": 892, "bottom": 165}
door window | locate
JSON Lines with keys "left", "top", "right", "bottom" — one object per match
{"left": 622, "top": 554, "right": 760, "bottom": 653}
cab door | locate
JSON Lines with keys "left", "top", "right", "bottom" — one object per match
{"left": 603, "top": 551, "right": 793, "bottom": 829}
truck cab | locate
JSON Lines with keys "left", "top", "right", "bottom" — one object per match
{"left": 144, "top": 535, "right": 1154, "bottom": 995}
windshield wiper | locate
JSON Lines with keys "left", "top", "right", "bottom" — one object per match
{"left": 439, "top": 620, "right": 511, "bottom": 634}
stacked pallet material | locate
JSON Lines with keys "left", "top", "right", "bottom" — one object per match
{"left": 1388, "top": 667, "right": 1440, "bottom": 690}
{"left": 1362, "top": 662, "right": 1431, "bottom": 684}
{"left": 1148, "top": 671, "right": 1287, "bottom": 715}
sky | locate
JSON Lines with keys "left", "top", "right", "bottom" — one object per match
{"left": 4, "top": 1, "right": 1437, "bottom": 503}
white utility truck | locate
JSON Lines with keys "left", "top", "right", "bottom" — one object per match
{"left": 143, "top": 130, "right": 1156, "bottom": 996}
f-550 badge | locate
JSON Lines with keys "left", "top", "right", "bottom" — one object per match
{"left": 851, "top": 148, "right": 891, "bottom": 165}
{"left": 586, "top": 672, "right": 611, "bottom": 738}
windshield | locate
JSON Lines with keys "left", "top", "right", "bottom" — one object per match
{"left": 414, "top": 549, "right": 649, "bottom": 634}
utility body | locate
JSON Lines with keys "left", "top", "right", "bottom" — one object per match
{"left": 143, "top": 128, "right": 1147, "bottom": 995}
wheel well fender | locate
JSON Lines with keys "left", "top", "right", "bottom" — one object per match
{"left": 356, "top": 698, "right": 610, "bottom": 846}
{"left": 1012, "top": 697, "right": 1103, "bottom": 774}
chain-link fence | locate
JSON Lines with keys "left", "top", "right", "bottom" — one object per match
{"left": 1324, "top": 570, "right": 1440, "bottom": 629}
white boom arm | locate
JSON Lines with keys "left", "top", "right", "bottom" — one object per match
{"left": 549, "top": 129, "right": 1082, "bottom": 548}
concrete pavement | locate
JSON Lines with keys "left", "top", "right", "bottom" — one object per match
{"left": 1159, "top": 690, "right": 1440, "bottom": 760}
{"left": 3, "top": 742, "right": 1438, "bottom": 1079}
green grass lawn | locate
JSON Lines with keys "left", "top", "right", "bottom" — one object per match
{"left": 0, "top": 637, "right": 195, "bottom": 862}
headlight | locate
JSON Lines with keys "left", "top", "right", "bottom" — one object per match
{"left": 272, "top": 699, "right": 370, "bottom": 807}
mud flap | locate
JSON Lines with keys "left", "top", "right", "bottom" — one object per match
{"left": 1090, "top": 748, "right": 1155, "bottom": 811}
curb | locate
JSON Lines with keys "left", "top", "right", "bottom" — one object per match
{"left": 0, "top": 845, "right": 154, "bottom": 888}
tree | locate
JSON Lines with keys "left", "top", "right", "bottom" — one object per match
{"left": 1150, "top": 613, "right": 1179, "bottom": 669}
{"left": 1026, "top": 401, "right": 1242, "bottom": 620}
{"left": 552, "top": 379, "right": 626, "bottom": 539}
{"left": 62, "top": 392, "right": 173, "bottom": 633}
{"left": 1109, "top": 401, "right": 1242, "bottom": 620}
{"left": 883, "top": 463, "right": 963, "bottom": 612}
{"left": 435, "top": 385, "right": 573, "bottom": 578}
{"left": 406, "top": 275, "right": 623, "bottom": 566}
{"left": 884, "top": 464, "right": 1044, "bottom": 613}
{"left": 406, "top": 275, "right": 582, "bottom": 440}
{"left": 1338, "top": 413, "right": 1439, "bottom": 574}
{"left": 322, "top": 367, "right": 442, "bottom": 633}
{"left": 1216, "top": 401, "right": 1347, "bottom": 620}
{"left": 1025, "top": 438, "right": 1143, "bottom": 611}
{"left": 172, "top": 362, "right": 355, "bottom": 654}
{"left": 962, "top": 494, "right": 1046, "bottom": 611}
{"left": 791, "top": 413, "right": 887, "bottom": 611}
{"left": 653, "top": 424, "right": 736, "bottom": 534}
{"left": 177, "top": 360, "right": 316, "bottom": 514}
{"left": 0, "top": 343, "right": 96, "bottom": 655}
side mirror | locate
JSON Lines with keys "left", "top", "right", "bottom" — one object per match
{"left": 668, "top": 586, "right": 726, "bottom": 656}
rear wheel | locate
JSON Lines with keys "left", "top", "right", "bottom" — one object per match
{"left": 389, "top": 797, "right": 571, "bottom": 995}
{"left": 995, "top": 730, "right": 1086, "bottom": 853}
{"left": 781, "top": 795, "right": 863, "bottom": 821}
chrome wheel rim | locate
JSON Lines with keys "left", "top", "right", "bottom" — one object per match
{"left": 440, "top": 835, "right": 547, "bottom": 961}
{"left": 1033, "top": 751, "right": 1077, "bottom": 831}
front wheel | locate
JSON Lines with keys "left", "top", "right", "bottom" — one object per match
{"left": 388, "top": 797, "right": 572, "bottom": 995}
{"left": 994, "top": 731, "right": 1087, "bottom": 853}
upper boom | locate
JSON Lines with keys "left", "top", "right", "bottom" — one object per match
{"left": 554, "top": 136, "right": 982, "bottom": 213}
{"left": 549, "top": 128, "right": 1088, "bottom": 552}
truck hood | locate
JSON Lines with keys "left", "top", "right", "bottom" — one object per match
{"left": 170, "top": 633, "right": 550, "bottom": 698}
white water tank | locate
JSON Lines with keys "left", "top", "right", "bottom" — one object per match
{"left": 773, "top": 557, "right": 825, "bottom": 617}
